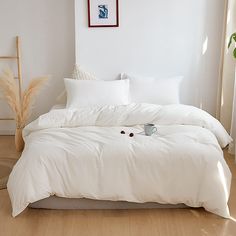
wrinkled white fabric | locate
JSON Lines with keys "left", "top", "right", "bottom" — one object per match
{"left": 8, "top": 103, "right": 232, "bottom": 217}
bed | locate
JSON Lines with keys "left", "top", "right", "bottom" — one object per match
{"left": 6, "top": 74, "right": 233, "bottom": 218}
{"left": 7, "top": 102, "right": 232, "bottom": 217}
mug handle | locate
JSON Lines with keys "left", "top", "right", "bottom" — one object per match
{"left": 152, "top": 127, "right": 157, "bottom": 134}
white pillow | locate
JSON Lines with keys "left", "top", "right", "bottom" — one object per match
{"left": 57, "top": 65, "right": 97, "bottom": 103}
{"left": 121, "top": 74, "right": 182, "bottom": 105}
{"left": 64, "top": 79, "right": 130, "bottom": 108}
{"left": 72, "top": 64, "right": 97, "bottom": 80}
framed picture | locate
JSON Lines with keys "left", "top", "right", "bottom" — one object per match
{"left": 88, "top": 0, "right": 119, "bottom": 27}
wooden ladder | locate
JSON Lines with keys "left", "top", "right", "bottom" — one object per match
{"left": 0, "top": 36, "right": 23, "bottom": 121}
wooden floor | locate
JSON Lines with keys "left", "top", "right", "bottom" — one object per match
{"left": 0, "top": 136, "right": 236, "bottom": 236}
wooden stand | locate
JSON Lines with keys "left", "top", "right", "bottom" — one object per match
{"left": 0, "top": 36, "right": 24, "bottom": 151}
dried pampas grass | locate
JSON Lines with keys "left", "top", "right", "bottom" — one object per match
{"left": 21, "top": 77, "right": 48, "bottom": 127}
{"left": 0, "top": 69, "right": 21, "bottom": 124}
{"left": 0, "top": 68, "right": 48, "bottom": 128}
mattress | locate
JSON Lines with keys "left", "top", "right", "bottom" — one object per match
{"left": 29, "top": 197, "right": 187, "bottom": 210}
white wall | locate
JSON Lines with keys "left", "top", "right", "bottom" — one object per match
{"left": 0, "top": 0, "right": 227, "bottom": 134}
{"left": 0, "top": 0, "right": 75, "bottom": 134}
{"left": 76, "top": 0, "right": 226, "bottom": 117}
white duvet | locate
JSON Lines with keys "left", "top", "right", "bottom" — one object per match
{"left": 7, "top": 103, "right": 232, "bottom": 217}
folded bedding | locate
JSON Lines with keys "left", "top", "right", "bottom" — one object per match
{"left": 7, "top": 103, "right": 232, "bottom": 217}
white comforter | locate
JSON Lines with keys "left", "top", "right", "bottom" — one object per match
{"left": 7, "top": 103, "right": 232, "bottom": 217}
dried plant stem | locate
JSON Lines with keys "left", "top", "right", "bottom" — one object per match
{"left": 21, "top": 77, "right": 48, "bottom": 126}
{"left": 0, "top": 68, "right": 47, "bottom": 128}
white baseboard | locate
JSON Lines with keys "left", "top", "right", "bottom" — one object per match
{"left": 0, "top": 129, "right": 15, "bottom": 135}
{"left": 0, "top": 122, "right": 16, "bottom": 135}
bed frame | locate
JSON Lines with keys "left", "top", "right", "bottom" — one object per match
{"left": 29, "top": 197, "right": 187, "bottom": 210}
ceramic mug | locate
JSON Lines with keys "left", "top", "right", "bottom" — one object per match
{"left": 144, "top": 124, "right": 157, "bottom": 136}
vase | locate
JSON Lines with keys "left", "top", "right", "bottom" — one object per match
{"left": 15, "top": 127, "right": 24, "bottom": 152}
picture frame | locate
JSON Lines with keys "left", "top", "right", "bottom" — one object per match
{"left": 88, "top": 0, "right": 119, "bottom": 27}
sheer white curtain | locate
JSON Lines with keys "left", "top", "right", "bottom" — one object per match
{"left": 228, "top": 1, "right": 236, "bottom": 156}
{"left": 229, "top": 72, "right": 236, "bottom": 155}
{"left": 220, "top": 0, "right": 236, "bottom": 157}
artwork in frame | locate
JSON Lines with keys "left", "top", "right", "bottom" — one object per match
{"left": 88, "top": 0, "right": 119, "bottom": 27}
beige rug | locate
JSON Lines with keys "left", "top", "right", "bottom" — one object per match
{"left": 0, "top": 158, "right": 16, "bottom": 190}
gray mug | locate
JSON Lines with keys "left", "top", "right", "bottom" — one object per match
{"left": 144, "top": 124, "right": 157, "bottom": 136}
